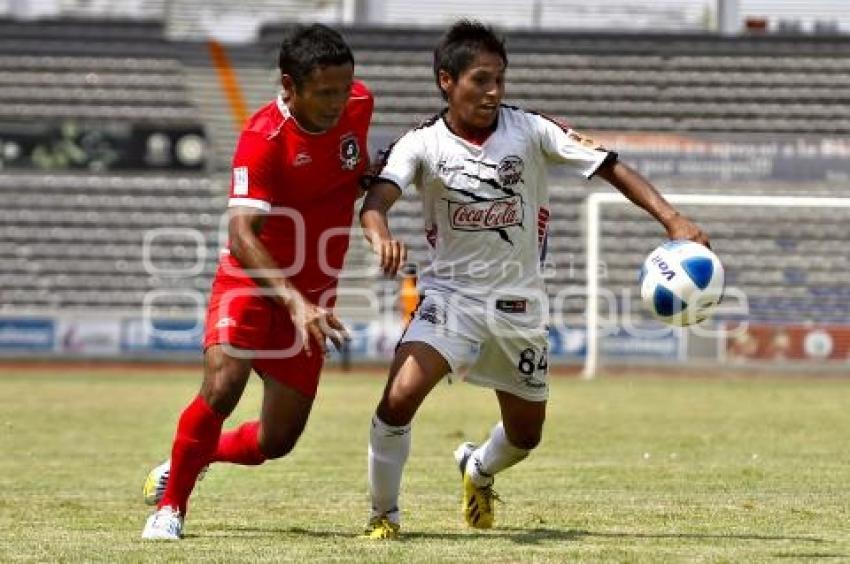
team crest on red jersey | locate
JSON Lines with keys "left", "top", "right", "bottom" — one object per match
{"left": 339, "top": 133, "right": 361, "bottom": 170}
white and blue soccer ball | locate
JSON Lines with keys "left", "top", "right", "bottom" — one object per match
{"left": 639, "top": 240, "right": 725, "bottom": 327}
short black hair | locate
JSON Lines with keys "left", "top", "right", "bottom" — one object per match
{"left": 278, "top": 24, "right": 354, "bottom": 91}
{"left": 433, "top": 20, "right": 507, "bottom": 100}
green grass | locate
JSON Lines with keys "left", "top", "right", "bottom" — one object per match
{"left": 0, "top": 368, "right": 848, "bottom": 562}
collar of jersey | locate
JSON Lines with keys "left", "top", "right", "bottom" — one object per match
{"left": 440, "top": 109, "right": 500, "bottom": 148}
{"left": 276, "top": 93, "right": 330, "bottom": 136}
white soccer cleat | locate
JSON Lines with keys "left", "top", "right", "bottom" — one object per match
{"left": 453, "top": 442, "right": 476, "bottom": 473}
{"left": 143, "top": 459, "right": 208, "bottom": 506}
{"left": 141, "top": 506, "right": 183, "bottom": 540}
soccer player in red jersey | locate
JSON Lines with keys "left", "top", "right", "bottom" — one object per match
{"left": 141, "top": 24, "right": 373, "bottom": 540}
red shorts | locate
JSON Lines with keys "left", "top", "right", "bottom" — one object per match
{"left": 203, "top": 272, "right": 324, "bottom": 398}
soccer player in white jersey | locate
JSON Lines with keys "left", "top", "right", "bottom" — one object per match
{"left": 360, "top": 20, "right": 711, "bottom": 538}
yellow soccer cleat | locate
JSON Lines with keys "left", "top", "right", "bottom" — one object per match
{"left": 143, "top": 459, "right": 207, "bottom": 506}
{"left": 363, "top": 515, "right": 401, "bottom": 539}
{"left": 454, "top": 442, "right": 499, "bottom": 529}
{"left": 143, "top": 460, "right": 170, "bottom": 506}
{"left": 461, "top": 473, "right": 498, "bottom": 529}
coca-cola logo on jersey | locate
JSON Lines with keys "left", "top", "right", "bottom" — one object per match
{"left": 448, "top": 195, "right": 524, "bottom": 231}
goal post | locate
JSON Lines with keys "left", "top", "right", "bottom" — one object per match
{"left": 583, "top": 192, "right": 850, "bottom": 379}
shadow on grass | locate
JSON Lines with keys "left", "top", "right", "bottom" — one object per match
{"left": 199, "top": 526, "right": 359, "bottom": 539}
{"left": 563, "top": 529, "right": 827, "bottom": 544}
{"left": 211, "top": 525, "right": 827, "bottom": 546}
{"left": 772, "top": 554, "right": 847, "bottom": 559}
{"left": 407, "top": 528, "right": 827, "bottom": 546}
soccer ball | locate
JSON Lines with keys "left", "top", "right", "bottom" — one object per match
{"left": 639, "top": 240, "right": 725, "bottom": 326}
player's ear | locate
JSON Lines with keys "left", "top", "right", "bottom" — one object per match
{"left": 438, "top": 69, "right": 454, "bottom": 98}
{"left": 281, "top": 74, "right": 297, "bottom": 98}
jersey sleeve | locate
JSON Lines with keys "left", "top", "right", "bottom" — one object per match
{"left": 228, "top": 131, "right": 277, "bottom": 212}
{"left": 532, "top": 114, "right": 617, "bottom": 179}
{"left": 350, "top": 81, "right": 375, "bottom": 188}
{"left": 374, "top": 130, "right": 421, "bottom": 192}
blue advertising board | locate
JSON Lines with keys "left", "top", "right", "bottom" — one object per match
{"left": 0, "top": 318, "right": 55, "bottom": 351}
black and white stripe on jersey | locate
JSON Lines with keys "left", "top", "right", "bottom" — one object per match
{"left": 501, "top": 103, "right": 573, "bottom": 133}
{"left": 372, "top": 109, "right": 447, "bottom": 192}
{"left": 501, "top": 104, "right": 619, "bottom": 175}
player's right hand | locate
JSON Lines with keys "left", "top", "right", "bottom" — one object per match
{"left": 665, "top": 214, "right": 711, "bottom": 249}
{"left": 372, "top": 238, "right": 407, "bottom": 277}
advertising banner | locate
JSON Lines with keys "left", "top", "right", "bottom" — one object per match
{"left": 371, "top": 130, "right": 850, "bottom": 183}
{"left": 121, "top": 318, "right": 203, "bottom": 353}
{"left": 599, "top": 326, "right": 681, "bottom": 360}
{"left": 547, "top": 325, "right": 681, "bottom": 361}
{"left": 56, "top": 317, "right": 121, "bottom": 355}
{"left": 328, "top": 321, "right": 405, "bottom": 361}
{"left": 726, "top": 324, "right": 850, "bottom": 362}
{"left": 591, "top": 132, "right": 850, "bottom": 183}
{"left": 0, "top": 314, "right": 685, "bottom": 363}
{"left": 547, "top": 325, "right": 586, "bottom": 359}
{"left": 0, "top": 120, "right": 207, "bottom": 171}
{"left": 0, "top": 318, "right": 55, "bottom": 351}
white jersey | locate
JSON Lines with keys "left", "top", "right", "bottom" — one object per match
{"left": 377, "top": 104, "right": 616, "bottom": 300}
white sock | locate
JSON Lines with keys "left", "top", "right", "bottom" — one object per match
{"left": 467, "top": 421, "right": 529, "bottom": 487}
{"left": 368, "top": 414, "right": 410, "bottom": 522}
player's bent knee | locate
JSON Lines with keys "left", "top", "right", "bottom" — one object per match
{"left": 200, "top": 369, "right": 247, "bottom": 414}
{"left": 201, "top": 348, "right": 251, "bottom": 415}
{"left": 504, "top": 424, "right": 543, "bottom": 450}
{"left": 513, "top": 432, "right": 541, "bottom": 451}
{"left": 201, "top": 386, "right": 240, "bottom": 416}
{"left": 259, "top": 434, "right": 299, "bottom": 460}
{"left": 377, "top": 394, "right": 417, "bottom": 426}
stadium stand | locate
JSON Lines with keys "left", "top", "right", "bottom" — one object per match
{"left": 229, "top": 26, "right": 850, "bottom": 134}
{"left": 0, "top": 19, "right": 200, "bottom": 122}
{"left": 0, "top": 172, "right": 223, "bottom": 313}
{"left": 0, "top": 19, "right": 215, "bottom": 317}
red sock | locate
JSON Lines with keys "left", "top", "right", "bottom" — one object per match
{"left": 159, "top": 395, "right": 225, "bottom": 514}
{"left": 211, "top": 421, "right": 267, "bottom": 466}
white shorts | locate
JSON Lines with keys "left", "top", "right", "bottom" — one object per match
{"left": 400, "top": 292, "right": 549, "bottom": 402}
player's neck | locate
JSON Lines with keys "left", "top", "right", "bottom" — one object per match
{"left": 289, "top": 107, "right": 327, "bottom": 134}
{"left": 443, "top": 111, "right": 497, "bottom": 146}
{"left": 278, "top": 94, "right": 329, "bottom": 135}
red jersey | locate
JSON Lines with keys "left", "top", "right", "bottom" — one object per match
{"left": 223, "top": 81, "right": 373, "bottom": 301}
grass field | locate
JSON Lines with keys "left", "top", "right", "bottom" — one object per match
{"left": 0, "top": 368, "right": 848, "bottom": 562}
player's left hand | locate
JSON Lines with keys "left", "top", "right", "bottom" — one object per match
{"left": 665, "top": 214, "right": 711, "bottom": 248}
{"left": 307, "top": 307, "right": 351, "bottom": 356}
{"left": 281, "top": 288, "right": 350, "bottom": 356}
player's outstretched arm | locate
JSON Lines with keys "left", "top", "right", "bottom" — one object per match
{"left": 229, "top": 207, "right": 349, "bottom": 355}
{"left": 596, "top": 160, "right": 711, "bottom": 248}
{"left": 359, "top": 181, "right": 407, "bottom": 277}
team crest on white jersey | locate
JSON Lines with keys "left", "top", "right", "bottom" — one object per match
{"left": 339, "top": 133, "right": 361, "bottom": 170}
{"left": 418, "top": 300, "right": 446, "bottom": 325}
{"left": 448, "top": 195, "right": 524, "bottom": 231}
{"left": 497, "top": 155, "right": 524, "bottom": 187}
